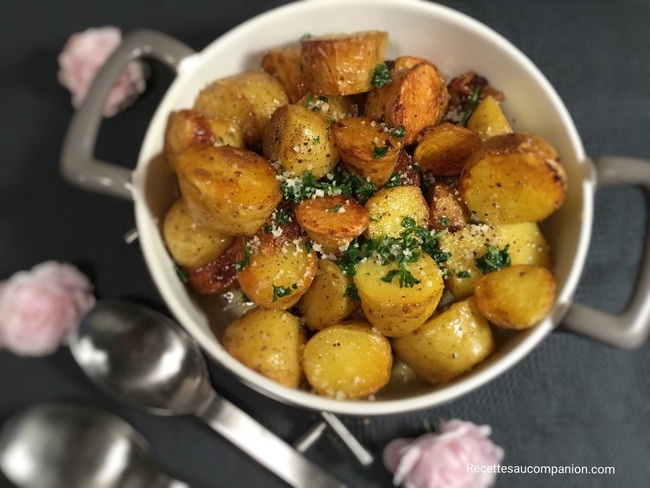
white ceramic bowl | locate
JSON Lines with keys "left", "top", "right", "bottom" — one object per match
{"left": 62, "top": 0, "right": 650, "bottom": 415}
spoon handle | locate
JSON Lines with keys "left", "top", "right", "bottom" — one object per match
{"left": 196, "top": 394, "right": 347, "bottom": 488}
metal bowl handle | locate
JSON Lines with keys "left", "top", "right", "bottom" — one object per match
{"left": 60, "top": 29, "right": 195, "bottom": 200}
{"left": 563, "top": 156, "right": 650, "bottom": 348}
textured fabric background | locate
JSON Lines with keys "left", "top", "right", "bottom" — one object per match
{"left": 1, "top": 1, "right": 648, "bottom": 487}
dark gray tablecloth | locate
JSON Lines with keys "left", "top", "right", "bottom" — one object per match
{"left": 1, "top": 1, "right": 649, "bottom": 487}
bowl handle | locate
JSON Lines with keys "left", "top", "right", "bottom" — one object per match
{"left": 60, "top": 30, "right": 195, "bottom": 200}
{"left": 562, "top": 156, "right": 650, "bottom": 348}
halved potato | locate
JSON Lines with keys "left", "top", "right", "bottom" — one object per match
{"left": 391, "top": 297, "right": 495, "bottom": 384}
{"left": 466, "top": 94, "right": 513, "bottom": 140}
{"left": 261, "top": 45, "right": 308, "bottom": 103}
{"left": 222, "top": 307, "right": 306, "bottom": 388}
{"left": 262, "top": 104, "right": 339, "bottom": 178}
{"left": 301, "top": 31, "right": 388, "bottom": 96}
{"left": 364, "top": 185, "right": 429, "bottom": 240}
{"left": 474, "top": 264, "right": 556, "bottom": 329}
{"left": 426, "top": 179, "right": 471, "bottom": 232}
{"left": 176, "top": 145, "right": 282, "bottom": 236}
{"left": 413, "top": 122, "right": 481, "bottom": 176}
{"left": 302, "top": 321, "right": 392, "bottom": 399}
{"left": 297, "top": 93, "right": 358, "bottom": 122}
{"left": 294, "top": 194, "right": 369, "bottom": 255}
{"left": 184, "top": 237, "right": 244, "bottom": 295}
{"left": 353, "top": 254, "right": 444, "bottom": 337}
{"left": 297, "top": 259, "right": 358, "bottom": 331}
{"left": 459, "top": 133, "right": 567, "bottom": 224}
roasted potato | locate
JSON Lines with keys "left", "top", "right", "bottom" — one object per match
{"left": 392, "top": 297, "right": 496, "bottom": 384}
{"left": 466, "top": 94, "right": 513, "bottom": 140}
{"left": 261, "top": 45, "right": 307, "bottom": 103}
{"left": 294, "top": 194, "right": 369, "bottom": 255}
{"left": 354, "top": 254, "right": 444, "bottom": 337}
{"left": 297, "top": 259, "right": 358, "bottom": 331}
{"left": 237, "top": 229, "right": 318, "bottom": 310}
{"left": 194, "top": 71, "right": 288, "bottom": 146}
{"left": 459, "top": 133, "right": 567, "bottom": 224}
{"left": 426, "top": 179, "right": 471, "bottom": 232}
{"left": 162, "top": 198, "right": 234, "bottom": 268}
{"left": 364, "top": 185, "right": 429, "bottom": 240}
{"left": 263, "top": 104, "right": 339, "bottom": 178}
{"left": 331, "top": 116, "right": 403, "bottom": 187}
{"left": 222, "top": 307, "right": 306, "bottom": 388}
{"left": 493, "top": 223, "right": 551, "bottom": 268}
{"left": 474, "top": 264, "right": 556, "bottom": 330}
{"left": 391, "top": 150, "right": 421, "bottom": 187}
{"left": 184, "top": 237, "right": 244, "bottom": 295}
{"left": 176, "top": 145, "right": 282, "bottom": 236}
{"left": 365, "top": 61, "right": 448, "bottom": 144}
{"left": 164, "top": 109, "right": 244, "bottom": 170}
{"left": 413, "top": 122, "right": 481, "bottom": 176}
{"left": 301, "top": 31, "right": 388, "bottom": 96}
{"left": 297, "top": 93, "right": 358, "bottom": 122}
{"left": 302, "top": 322, "right": 392, "bottom": 399}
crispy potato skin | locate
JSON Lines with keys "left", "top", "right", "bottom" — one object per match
{"left": 176, "top": 145, "right": 282, "bottom": 236}
{"left": 427, "top": 179, "right": 471, "bottom": 232}
{"left": 184, "top": 237, "right": 244, "bottom": 295}
{"left": 331, "top": 116, "right": 402, "bottom": 187}
{"left": 162, "top": 198, "right": 234, "bottom": 268}
{"left": 294, "top": 194, "right": 369, "bottom": 255}
{"left": 392, "top": 297, "right": 495, "bottom": 384}
{"left": 413, "top": 122, "right": 481, "bottom": 176}
{"left": 297, "top": 259, "right": 358, "bottom": 331}
{"left": 263, "top": 104, "right": 339, "bottom": 178}
{"left": 466, "top": 94, "right": 513, "bottom": 140}
{"left": 194, "top": 71, "right": 288, "bottom": 146}
{"left": 365, "top": 62, "right": 448, "bottom": 144}
{"left": 261, "top": 45, "right": 308, "bottom": 103}
{"left": 302, "top": 322, "right": 392, "bottom": 399}
{"left": 392, "top": 150, "right": 421, "bottom": 187}
{"left": 364, "top": 185, "right": 429, "bottom": 240}
{"left": 459, "top": 133, "right": 567, "bottom": 224}
{"left": 474, "top": 264, "right": 556, "bottom": 330}
{"left": 301, "top": 31, "right": 388, "bottom": 96}
{"left": 354, "top": 254, "right": 444, "bottom": 337}
{"left": 222, "top": 308, "right": 306, "bottom": 388}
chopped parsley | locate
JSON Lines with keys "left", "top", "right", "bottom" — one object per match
{"left": 305, "top": 95, "right": 328, "bottom": 112}
{"left": 373, "top": 142, "right": 389, "bottom": 159}
{"left": 343, "top": 283, "right": 360, "bottom": 301}
{"left": 456, "top": 270, "right": 471, "bottom": 278}
{"left": 174, "top": 265, "right": 188, "bottom": 283}
{"left": 381, "top": 267, "right": 421, "bottom": 288}
{"left": 312, "top": 135, "right": 321, "bottom": 144}
{"left": 462, "top": 82, "right": 484, "bottom": 126}
{"left": 385, "top": 171, "right": 402, "bottom": 188}
{"left": 272, "top": 284, "right": 296, "bottom": 302}
{"left": 235, "top": 243, "right": 250, "bottom": 272}
{"left": 440, "top": 216, "right": 450, "bottom": 228}
{"left": 330, "top": 204, "right": 343, "bottom": 213}
{"left": 280, "top": 169, "right": 378, "bottom": 204}
{"left": 274, "top": 208, "right": 292, "bottom": 226}
{"left": 371, "top": 63, "right": 392, "bottom": 88}
{"left": 387, "top": 125, "right": 407, "bottom": 139}
{"left": 475, "top": 245, "right": 511, "bottom": 274}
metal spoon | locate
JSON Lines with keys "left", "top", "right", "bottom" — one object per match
{"left": 0, "top": 403, "right": 188, "bottom": 488}
{"left": 68, "top": 299, "right": 346, "bottom": 488}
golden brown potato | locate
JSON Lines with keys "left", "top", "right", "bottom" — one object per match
{"left": 427, "top": 179, "right": 471, "bottom": 232}
{"left": 459, "top": 133, "right": 567, "bottom": 224}
{"left": 466, "top": 94, "right": 513, "bottom": 140}
{"left": 176, "top": 145, "right": 281, "bottom": 236}
{"left": 365, "top": 61, "right": 448, "bottom": 144}
{"left": 294, "top": 194, "right": 369, "bottom": 255}
{"left": 413, "top": 122, "right": 481, "bottom": 176}
{"left": 297, "top": 93, "right": 358, "bottom": 122}
{"left": 184, "top": 237, "right": 244, "bottom": 295}
{"left": 162, "top": 198, "right": 234, "bottom": 268}
{"left": 261, "top": 45, "right": 308, "bottom": 103}
{"left": 364, "top": 185, "right": 429, "bottom": 240}
{"left": 391, "top": 297, "right": 495, "bottom": 384}
{"left": 237, "top": 230, "right": 318, "bottom": 310}
{"left": 331, "top": 117, "right": 403, "bottom": 187}
{"left": 302, "top": 322, "right": 392, "bottom": 399}
{"left": 493, "top": 223, "right": 551, "bottom": 268}
{"left": 222, "top": 307, "right": 306, "bottom": 388}
{"left": 391, "top": 55, "right": 430, "bottom": 76}
{"left": 354, "top": 254, "right": 444, "bottom": 337}
{"left": 164, "top": 109, "right": 244, "bottom": 170}
{"left": 297, "top": 259, "right": 358, "bottom": 331}
{"left": 194, "top": 71, "right": 288, "bottom": 146}
{"left": 262, "top": 104, "right": 339, "bottom": 178}
{"left": 474, "top": 264, "right": 556, "bottom": 330}
{"left": 301, "top": 31, "right": 388, "bottom": 96}
{"left": 391, "top": 150, "right": 421, "bottom": 187}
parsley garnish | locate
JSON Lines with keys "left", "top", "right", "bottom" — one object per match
{"left": 381, "top": 267, "right": 421, "bottom": 288}
{"left": 475, "top": 245, "right": 511, "bottom": 274}
{"left": 280, "top": 169, "right": 378, "bottom": 204}
{"left": 274, "top": 208, "right": 291, "bottom": 226}
{"left": 456, "top": 270, "right": 471, "bottom": 278}
{"left": 331, "top": 204, "right": 343, "bottom": 213}
{"left": 385, "top": 171, "right": 402, "bottom": 188}
{"left": 174, "top": 265, "right": 188, "bottom": 283}
{"left": 305, "top": 95, "right": 328, "bottom": 112}
{"left": 440, "top": 216, "right": 450, "bottom": 228}
{"left": 343, "top": 283, "right": 360, "bottom": 301}
{"left": 387, "top": 125, "right": 407, "bottom": 139}
{"left": 235, "top": 243, "right": 250, "bottom": 272}
{"left": 272, "top": 284, "right": 295, "bottom": 302}
{"left": 371, "top": 63, "right": 392, "bottom": 88}
{"left": 312, "top": 135, "right": 320, "bottom": 144}
{"left": 462, "top": 82, "right": 484, "bottom": 126}
{"left": 373, "top": 142, "right": 389, "bottom": 159}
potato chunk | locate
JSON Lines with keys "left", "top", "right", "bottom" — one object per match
{"left": 459, "top": 133, "right": 567, "bottom": 224}
{"left": 427, "top": 179, "right": 471, "bottom": 232}
{"left": 176, "top": 145, "right": 282, "bottom": 235}
{"left": 474, "top": 264, "right": 556, "bottom": 330}
{"left": 364, "top": 185, "right": 429, "bottom": 240}
{"left": 413, "top": 122, "right": 480, "bottom": 176}
{"left": 301, "top": 31, "right": 388, "bottom": 96}
{"left": 222, "top": 308, "right": 306, "bottom": 388}
{"left": 302, "top": 322, "right": 392, "bottom": 399}
{"left": 294, "top": 194, "right": 369, "bottom": 255}
{"left": 354, "top": 254, "right": 444, "bottom": 337}
{"left": 296, "top": 93, "right": 358, "bottom": 122}
{"left": 466, "top": 94, "right": 513, "bottom": 140}
{"left": 261, "top": 45, "right": 308, "bottom": 103}
{"left": 392, "top": 297, "right": 495, "bottom": 384}
{"left": 298, "top": 259, "right": 358, "bottom": 331}
{"left": 263, "top": 104, "right": 339, "bottom": 179}
{"left": 184, "top": 237, "right": 244, "bottom": 295}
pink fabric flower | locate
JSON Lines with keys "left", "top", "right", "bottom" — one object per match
{"left": 57, "top": 26, "right": 147, "bottom": 117}
{"left": 383, "top": 419, "right": 504, "bottom": 488}
{"left": 0, "top": 262, "right": 96, "bottom": 356}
